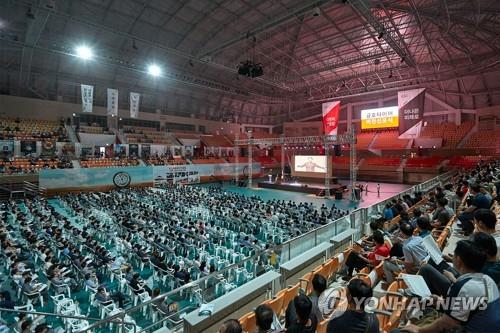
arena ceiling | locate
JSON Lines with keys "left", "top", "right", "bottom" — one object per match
{"left": 1, "top": 0, "right": 500, "bottom": 125}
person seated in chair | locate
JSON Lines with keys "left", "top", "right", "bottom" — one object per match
{"left": 326, "top": 279, "right": 379, "bottom": 333}
{"left": 96, "top": 286, "right": 125, "bottom": 308}
{"left": 286, "top": 294, "right": 317, "bottom": 333}
{"left": 129, "top": 272, "right": 152, "bottom": 296}
{"left": 343, "top": 231, "right": 390, "bottom": 280}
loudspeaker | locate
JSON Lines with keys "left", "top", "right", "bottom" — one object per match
{"left": 334, "top": 145, "right": 342, "bottom": 156}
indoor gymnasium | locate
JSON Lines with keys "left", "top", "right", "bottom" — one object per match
{"left": 0, "top": 1, "right": 499, "bottom": 333}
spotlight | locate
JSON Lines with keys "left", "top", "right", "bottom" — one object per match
{"left": 312, "top": 7, "right": 321, "bottom": 17}
{"left": 75, "top": 45, "right": 93, "bottom": 60}
{"left": 148, "top": 64, "right": 162, "bottom": 77}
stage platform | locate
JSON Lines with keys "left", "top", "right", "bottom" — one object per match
{"left": 258, "top": 180, "right": 347, "bottom": 196}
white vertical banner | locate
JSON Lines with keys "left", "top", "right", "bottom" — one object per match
{"left": 107, "top": 88, "right": 118, "bottom": 116}
{"left": 130, "top": 92, "right": 140, "bottom": 118}
{"left": 81, "top": 84, "right": 94, "bottom": 113}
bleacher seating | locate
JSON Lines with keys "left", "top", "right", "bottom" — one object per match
{"left": 253, "top": 156, "right": 279, "bottom": 168}
{"left": 79, "top": 124, "right": 105, "bottom": 134}
{"left": 123, "top": 126, "right": 176, "bottom": 145}
{"left": 448, "top": 155, "right": 492, "bottom": 168}
{"left": 200, "top": 135, "right": 232, "bottom": 147}
{"left": 420, "top": 121, "right": 473, "bottom": 147}
{"left": 147, "top": 156, "right": 186, "bottom": 165}
{"left": 0, "top": 118, "right": 68, "bottom": 142}
{"left": 80, "top": 157, "right": 139, "bottom": 168}
{"left": 226, "top": 156, "right": 252, "bottom": 164}
{"left": 225, "top": 132, "right": 248, "bottom": 143}
{"left": 0, "top": 157, "right": 73, "bottom": 173}
{"left": 405, "top": 156, "right": 444, "bottom": 168}
{"left": 463, "top": 130, "right": 500, "bottom": 148}
{"left": 372, "top": 131, "right": 409, "bottom": 150}
{"left": 355, "top": 132, "right": 376, "bottom": 150}
{"left": 191, "top": 157, "right": 226, "bottom": 164}
{"left": 249, "top": 132, "right": 280, "bottom": 139}
{"left": 361, "top": 157, "right": 401, "bottom": 167}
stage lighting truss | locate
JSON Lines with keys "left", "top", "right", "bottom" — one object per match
{"left": 234, "top": 132, "right": 356, "bottom": 146}
{"left": 233, "top": 129, "right": 358, "bottom": 200}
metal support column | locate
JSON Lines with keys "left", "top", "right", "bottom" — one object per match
{"left": 280, "top": 135, "right": 285, "bottom": 180}
{"left": 324, "top": 138, "right": 331, "bottom": 198}
{"left": 350, "top": 128, "right": 357, "bottom": 201}
{"left": 235, "top": 133, "right": 239, "bottom": 184}
{"left": 248, "top": 135, "right": 253, "bottom": 188}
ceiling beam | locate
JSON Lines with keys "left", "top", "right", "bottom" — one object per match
{"left": 198, "top": 0, "right": 338, "bottom": 58}
{"left": 348, "top": 0, "right": 417, "bottom": 67}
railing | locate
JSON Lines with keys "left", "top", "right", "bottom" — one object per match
{"left": 24, "top": 181, "right": 47, "bottom": 197}
{"left": 78, "top": 248, "right": 277, "bottom": 333}
{"left": 3, "top": 170, "right": 456, "bottom": 332}
{"left": 278, "top": 169, "right": 456, "bottom": 264}
{"left": 0, "top": 307, "right": 137, "bottom": 333}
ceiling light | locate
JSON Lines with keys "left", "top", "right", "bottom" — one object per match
{"left": 148, "top": 64, "right": 162, "bottom": 77}
{"left": 75, "top": 45, "right": 93, "bottom": 60}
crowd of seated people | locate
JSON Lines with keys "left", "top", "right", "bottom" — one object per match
{"left": 146, "top": 153, "right": 186, "bottom": 166}
{"left": 227, "top": 159, "right": 499, "bottom": 333}
{"left": 79, "top": 156, "right": 139, "bottom": 168}
{"left": 0, "top": 118, "right": 68, "bottom": 142}
{"left": 0, "top": 156, "right": 73, "bottom": 174}
{"left": 0, "top": 181, "right": 352, "bottom": 332}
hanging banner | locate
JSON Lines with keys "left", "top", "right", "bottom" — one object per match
{"left": 141, "top": 144, "right": 151, "bottom": 159}
{"left": 322, "top": 101, "right": 340, "bottom": 135}
{"left": 130, "top": 92, "right": 140, "bottom": 118}
{"left": 114, "top": 144, "right": 126, "bottom": 156}
{"left": 42, "top": 141, "right": 56, "bottom": 155}
{"left": 0, "top": 140, "right": 14, "bottom": 154}
{"left": 129, "top": 144, "right": 139, "bottom": 157}
{"left": 21, "top": 141, "right": 37, "bottom": 156}
{"left": 107, "top": 88, "right": 118, "bottom": 116}
{"left": 398, "top": 88, "right": 425, "bottom": 138}
{"left": 81, "top": 84, "right": 94, "bottom": 113}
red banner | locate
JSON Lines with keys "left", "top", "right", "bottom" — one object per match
{"left": 322, "top": 101, "right": 340, "bottom": 135}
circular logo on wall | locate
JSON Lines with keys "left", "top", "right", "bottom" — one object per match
{"left": 113, "top": 171, "right": 131, "bottom": 188}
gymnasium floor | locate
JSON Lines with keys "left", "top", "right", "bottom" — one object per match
{"left": 223, "top": 180, "right": 412, "bottom": 211}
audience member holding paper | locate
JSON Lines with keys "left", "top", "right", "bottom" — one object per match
{"left": 418, "top": 235, "right": 460, "bottom": 296}
{"left": 401, "top": 240, "right": 500, "bottom": 333}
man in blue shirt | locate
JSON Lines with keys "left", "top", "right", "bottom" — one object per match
{"left": 402, "top": 240, "right": 500, "bottom": 333}
{"left": 383, "top": 222, "right": 428, "bottom": 283}
{"left": 383, "top": 204, "right": 394, "bottom": 220}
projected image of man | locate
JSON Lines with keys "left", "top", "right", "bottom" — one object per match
{"left": 297, "top": 157, "right": 325, "bottom": 173}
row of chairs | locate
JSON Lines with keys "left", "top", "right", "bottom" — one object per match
{"left": 238, "top": 191, "right": 437, "bottom": 333}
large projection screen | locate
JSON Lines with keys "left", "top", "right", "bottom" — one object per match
{"left": 291, "top": 155, "right": 329, "bottom": 179}
{"left": 361, "top": 106, "right": 399, "bottom": 130}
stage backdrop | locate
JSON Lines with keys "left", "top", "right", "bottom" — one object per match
{"left": 40, "top": 163, "right": 261, "bottom": 194}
